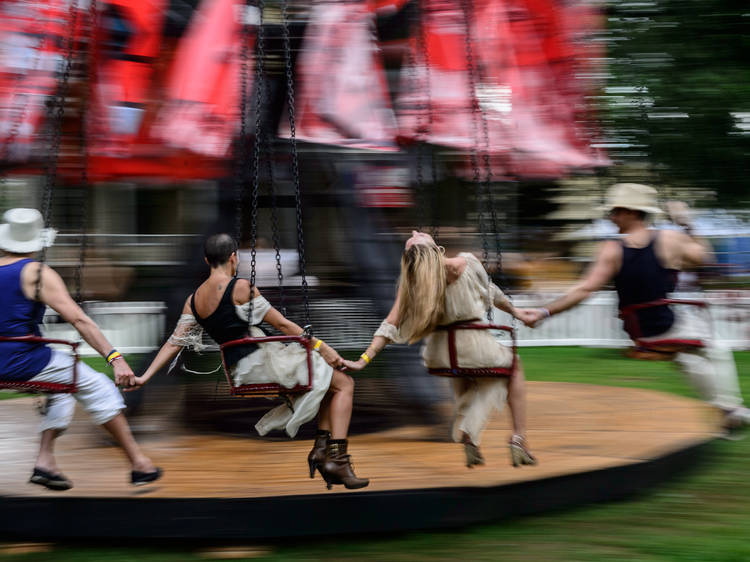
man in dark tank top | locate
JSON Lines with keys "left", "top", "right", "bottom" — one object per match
{"left": 524, "top": 183, "right": 750, "bottom": 436}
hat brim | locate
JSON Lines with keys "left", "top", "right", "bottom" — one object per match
{"left": 596, "top": 203, "right": 663, "bottom": 215}
{"left": 0, "top": 225, "right": 56, "bottom": 253}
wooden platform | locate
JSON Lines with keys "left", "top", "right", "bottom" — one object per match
{"left": 0, "top": 382, "right": 720, "bottom": 540}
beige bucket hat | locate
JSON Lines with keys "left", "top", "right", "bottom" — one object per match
{"left": 598, "top": 183, "right": 663, "bottom": 215}
{"left": 0, "top": 208, "right": 57, "bottom": 253}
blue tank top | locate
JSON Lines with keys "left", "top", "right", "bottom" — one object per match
{"left": 614, "top": 233, "right": 678, "bottom": 338}
{"left": 0, "top": 259, "right": 52, "bottom": 380}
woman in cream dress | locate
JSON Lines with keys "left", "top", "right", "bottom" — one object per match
{"left": 344, "top": 231, "right": 537, "bottom": 468}
{"left": 131, "top": 233, "right": 368, "bottom": 490}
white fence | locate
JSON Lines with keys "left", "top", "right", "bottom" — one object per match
{"left": 41, "top": 302, "right": 167, "bottom": 356}
{"left": 40, "top": 292, "right": 749, "bottom": 356}
{"left": 502, "top": 292, "right": 749, "bottom": 350}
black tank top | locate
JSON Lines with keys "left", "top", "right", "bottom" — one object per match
{"left": 190, "top": 277, "right": 258, "bottom": 368}
{"left": 614, "top": 233, "right": 678, "bottom": 337}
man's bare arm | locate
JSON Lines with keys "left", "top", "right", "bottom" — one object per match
{"left": 545, "top": 240, "right": 621, "bottom": 316}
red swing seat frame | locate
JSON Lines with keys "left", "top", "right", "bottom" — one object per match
{"left": 427, "top": 322, "right": 517, "bottom": 378}
{"left": 0, "top": 336, "right": 80, "bottom": 393}
{"left": 220, "top": 334, "right": 314, "bottom": 397}
{"left": 619, "top": 298, "right": 707, "bottom": 353}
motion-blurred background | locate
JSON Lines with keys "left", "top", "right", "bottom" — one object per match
{"left": 1, "top": 0, "right": 747, "bottom": 434}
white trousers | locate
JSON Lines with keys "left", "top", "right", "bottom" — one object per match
{"left": 639, "top": 305, "right": 743, "bottom": 411}
{"left": 29, "top": 350, "right": 126, "bottom": 432}
{"left": 450, "top": 377, "right": 509, "bottom": 445}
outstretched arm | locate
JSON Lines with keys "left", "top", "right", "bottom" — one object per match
{"left": 343, "top": 294, "right": 401, "bottom": 371}
{"left": 128, "top": 297, "right": 193, "bottom": 390}
{"left": 527, "top": 240, "right": 621, "bottom": 325}
{"left": 27, "top": 263, "right": 136, "bottom": 387}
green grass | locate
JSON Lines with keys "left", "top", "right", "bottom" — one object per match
{"left": 2, "top": 348, "right": 750, "bottom": 561}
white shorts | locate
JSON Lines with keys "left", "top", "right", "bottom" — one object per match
{"left": 29, "top": 350, "right": 126, "bottom": 432}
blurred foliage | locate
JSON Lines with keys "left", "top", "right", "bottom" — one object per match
{"left": 603, "top": 0, "right": 750, "bottom": 206}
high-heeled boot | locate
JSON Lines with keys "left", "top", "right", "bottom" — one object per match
{"left": 307, "top": 430, "right": 330, "bottom": 478}
{"left": 509, "top": 434, "right": 537, "bottom": 467}
{"left": 320, "top": 439, "right": 369, "bottom": 490}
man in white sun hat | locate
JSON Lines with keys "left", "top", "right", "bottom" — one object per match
{"left": 0, "top": 208, "right": 162, "bottom": 490}
{"left": 524, "top": 183, "right": 750, "bottom": 436}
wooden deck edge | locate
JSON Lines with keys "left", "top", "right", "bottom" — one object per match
{"left": 0, "top": 437, "right": 714, "bottom": 541}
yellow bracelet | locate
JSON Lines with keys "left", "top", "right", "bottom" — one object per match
{"left": 360, "top": 352, "right": 371, "bottom": 364}
{"left": 106, "top": 350, "right": 122, "bottom": 365}
{"left": 313, "top": 339, "right": 323, "bottom": 351}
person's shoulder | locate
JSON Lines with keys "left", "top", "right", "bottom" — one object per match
{"left": 457, "top": 252, "right": 481, "bottom": 266}
{"left": 233, "top": 277, "right": 260, "bottom": 299}
{"left": 656, "top": 228, "right": 690, "bottom": 248}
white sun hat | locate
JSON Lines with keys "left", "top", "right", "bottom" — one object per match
{"left": 0, "top": 208, "right": 57, "bottom": 253}
{"left": 598, "top": 183, "right": 663, "bottom": 215}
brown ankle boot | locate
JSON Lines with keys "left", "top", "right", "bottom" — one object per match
{"left": 320, "top": 439, "right": 369, "bottom": 490}
{"left": 307, "top": 430, "right": 330, "bottom": 478}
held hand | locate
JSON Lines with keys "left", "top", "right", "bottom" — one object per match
{"left": 112, "top": 358, "right": 136, "bottom": 388}
{"left": 514, "top": 308, "right": 536, "bottom": 327}
{"left": 123, "top": 375, "right": 146, "bottom": 392}
{"left": 518, "top": 308, "right": 547, "bottom": 328}
{"left": 320, "top": 345, "right": 345, "bottom": 370}
{"left": 342, "top": 358, "right": 367, "bottom": 371}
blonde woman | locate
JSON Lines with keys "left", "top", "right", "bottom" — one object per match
{"left": 344, "top": 231, "right": 538, "bottom": 468}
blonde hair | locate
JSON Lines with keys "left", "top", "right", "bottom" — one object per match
{"left": 396, "top": 243, "right": 446, "bottom": 344}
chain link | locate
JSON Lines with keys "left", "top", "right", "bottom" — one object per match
{"left": 74, "top": 0, "right": 97, "bottom": 304}
{"left": 235, "top": 1, "right": 253, "bottom": 244}
{"left": 414, "top": 0, "right": 439, "bottom": 241}
{"left": 459, "top": 0, "right": 508, "bottom": 319}
{"left": 37, "top": 0, "right": 80, "bottom": 302}
{"left": 248, "top": 0, "right": 267, "bottom": 330}
{"left": 281, "top": 0, "right": 310, "bottom": 328}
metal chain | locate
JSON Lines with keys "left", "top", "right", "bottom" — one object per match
{"left": 37, "top": 0, "right": 80, "bottom": 302}
{"left": 281, "top": 0, "right": 310, "bottom": 328}
{"left": 459, "top": 0, "right": 508, "bottom": 320}
{"left": 265, "top": 135, "right": 286, "bottom": 314}
{"left": 74, "top": 0, "right": 97, "bottom": 304}
{"left": 234, "top": 0, "right": 253, "bottom": 244}
{"left": 415, "top": 0, "right": 439, "bottom": 241}
{"left": 459, "top": 0, "right": 489, "bottom": 267}
{"left": 259, "top": 45, "right": 286, "bottom": 315}
{"left": 248, "top": 0, "right": 266, "bottom": 331}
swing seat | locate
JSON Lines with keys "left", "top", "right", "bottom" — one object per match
{"left": 220, "top": 334, "right": 313, "bottom": 397}
{"left": 427, "top": 322, "right": 517, "bottom": 378}
{"left": 619, "top": 299, "right": 707, "bottom": 353}
{"left": 0, "top": 336, "right": 79, "bottom": 393}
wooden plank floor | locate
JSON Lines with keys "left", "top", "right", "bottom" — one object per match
{"left": 0, "top": 382, "right": 719, "bottom": 499}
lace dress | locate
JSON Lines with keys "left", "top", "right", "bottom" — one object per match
{"left": 170, "top": 294, "right": 333, "bottom": 438}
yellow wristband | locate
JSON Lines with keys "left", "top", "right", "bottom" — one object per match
{"left": 360, "top": 352, "right": 371, "bottom": 364}
{"left": 106, "top": 350, "right": 122, "bottom": 365}
{"left": 313, "top": 339, "right": 323, "bottom": 351}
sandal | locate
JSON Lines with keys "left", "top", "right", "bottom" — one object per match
{"left": 509, "top": 435, "right": 537, "bottom": 467}
{"left": 131, "top": 467, "right": 163, "bottom": 486}
{"left": 29, "top": 467, "right": 73, "bottom": 491}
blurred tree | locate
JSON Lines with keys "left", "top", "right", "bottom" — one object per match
{"left": 603, "top": 0, "right": 750, "bottom": 206}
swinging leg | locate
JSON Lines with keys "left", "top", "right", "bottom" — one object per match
{"left": 326, "top": 369, "right": 354, "bottom": 440}
{"left": 316, "top": 392, "right": 333, "bottom": 433}
{"left": 35, "top": 428, "right": 65, "bottom": 475}
{"left": 507, "top": 359, "right": 527, "bottom": 438}
{"left": 101, "top": 413, "right": 157, "bottom": 474}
